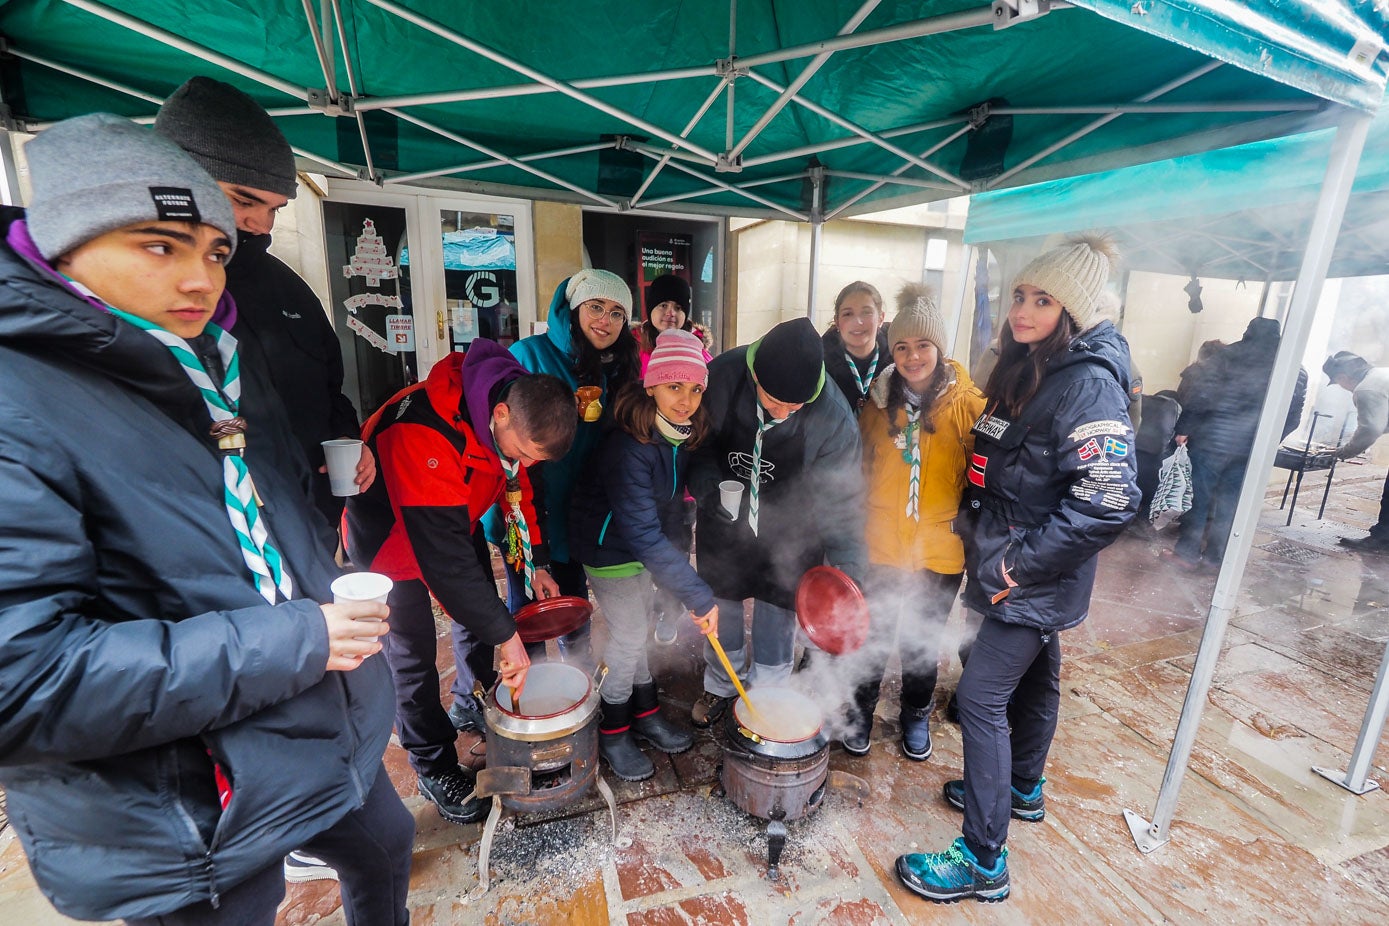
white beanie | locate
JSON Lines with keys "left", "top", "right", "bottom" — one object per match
{"left": 1010, "top": 234, "right": 1118, "bottom": 332}
{"left": 565, "top": 269, "right": 633, "bottom": 318}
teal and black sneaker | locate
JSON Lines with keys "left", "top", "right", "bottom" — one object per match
{"left": 895, "top": 838, "right": 1009, "bottom": 903}
{"left": 943, "top": 777, "right": 1046, "bottom": 822}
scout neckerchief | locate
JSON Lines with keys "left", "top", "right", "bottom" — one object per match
{"left": 105, "top": 307, "right": 294, "bottom": 604}
{"left": 491, "top": 422, "right": 537, "bottom": 597}
{"left": 748, "top": 403, "right": 787, "bottom": 537}
{"left": 846, "top": 346, "right": 879, "bottom": 403}
{"left": 903, "top": 402, "right": 922, "bottom": 522}
{"left": 655, "top": 412, "right": 693, "bottom": 444}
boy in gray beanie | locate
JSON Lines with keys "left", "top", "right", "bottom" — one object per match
{"left": 0, "top": 113, "right": 411, "bottom": 925}
{"left": 156, "top": 76, "right": 376, "bottom": 528}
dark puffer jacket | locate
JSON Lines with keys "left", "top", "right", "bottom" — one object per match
{"left": 960, "top": 320, "right": 1140, "bottom": 631}
{"left": 569, "top": 425, "right": 717, "bottom": 617}
{"left": 0, "top": 211, "right": 393, "bottom": 921}
{"left": 822, "top": 324, "right": 890, "bottom": 412}
{"left": 689, "top": 344, "right": 867, "bottom": 609}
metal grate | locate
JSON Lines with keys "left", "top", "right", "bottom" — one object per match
{"left": 1258, "top": 541, "right": 1323, "bottom": 564}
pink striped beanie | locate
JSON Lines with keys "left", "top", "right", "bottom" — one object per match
{"left": 644, "top": 329, "right": 708, "bottom": 387}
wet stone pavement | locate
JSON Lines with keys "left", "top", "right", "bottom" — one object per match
{"left": 4, "top": 471, "right": 1389, "bottom": 924}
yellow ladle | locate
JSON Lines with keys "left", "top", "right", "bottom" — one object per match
{"left": 708, "top": 633, "right": 765, "bottom": 727}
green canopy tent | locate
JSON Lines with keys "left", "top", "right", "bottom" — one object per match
{"left": 1, "top": 0, "right": 1387, "bottom": 860}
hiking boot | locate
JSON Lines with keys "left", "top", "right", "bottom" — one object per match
{"left": 631, "top": 682, "right": 693, "bottom": 753}
{"left": 943, "top": 777, "right": 1046, "bottom": 822}
{"left": 417, "top": 765, "right": 487, "bottom": 825}
{"left": 599, "top": 698, "right": 654, "bottom": 781}
{"left": 691, "top": 691, "right": 733, "bottom": 728}
{"left": 895, "top": 838, "right": 1009, "bottom": 903}
{"left": 900, "top": 703, "right": 933, "bottom": 761}
{"left": 1339, "top": 535, "right": 1389, "bottom": 555}
{"left": 448, "top": 693, "right": 485, "bottom": 733}
{"left": 283, "top": 851, "right": 338, "bottom": 883}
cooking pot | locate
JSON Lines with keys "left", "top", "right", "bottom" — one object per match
{"left": 485, "top": 662, "right": 602, "bottom": 742}
{"left": 723, "top": 686, "right": 828, "bottom": 761}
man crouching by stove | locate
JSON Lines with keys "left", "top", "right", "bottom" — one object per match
{"left": 687, "top": 317, "right": 868, "bottom": 727}
{"left": 345, "top": 341, "right": 575, "bottom": 825}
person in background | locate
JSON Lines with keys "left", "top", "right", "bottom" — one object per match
{"left": 686, "top": 317, "right": 868, "bottom": 727}
{"left": 639, "top": 272, "right": 713, "bottom": 373}
{"left": 488, "top": 269, "right": 642, "bottom": 666}
{"left": 346, "top": 342, "right": 575, "bottom": 825}
{"left": 896, "top": 235, "right": 1139, "bottom": 904}
{"left": 841, "top": 284, "right": 984, "bottom": 760}
{"left": 823, "top": 280, "right": 889, "bottom": 413}
{"left": 156, "top": 76, "right": 374, "bottom": 528}
{"left": 0, "top": 113, "right": 407, "bottom": 926}
{"left": 1167, "top": 317, "right": 1306, "bottom": 571}
{"left": 1324, "top": 351, "right": 1389, "bottom": 552}
{"left": 570, "top": 329, "right": 719, "bottom": 780}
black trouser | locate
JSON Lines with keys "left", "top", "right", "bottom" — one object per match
{"left": 503, "top": 557, "right": 591, "bottom": 660}
{"left": 383, "top": 577, "right": 464, "bottom": 776}
{"left": 852, "top": 567, "right": 961, "bottom": 714}
{"left": 448, "top": 527, "right": 502, "bottom": 703}
{"left": 956, "top": 616, "right": 1061, "bottom": 858}
{"left": 1372, "top": 468, "right": 1389, "bottom": 540}
{"left": 126, "top": 765, "right": 413, "bottom": 926}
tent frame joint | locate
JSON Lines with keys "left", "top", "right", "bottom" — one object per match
{"left": 991, "top": 0, "right": 1054, "bottom": 30}
{"left": 716, "top": 152, "right": 743, "bottom": 173}
{"left": 715, "top": 57, "right": 747, "bottom": 81}
{"left": 968, "top": 100, "right": 993, "bottom": 129}
{"left": 306, "top": 87, "right": 356, "bottom": 117}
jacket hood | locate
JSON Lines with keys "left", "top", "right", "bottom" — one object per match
{"left": 543, "top": 277, "right": 577, "bottom": 358}
{"left": 1056, "top": 320, "right": 1131, "bottom": 392}
{"left": 868, "top": 357, "right": 966, "bottom": 409}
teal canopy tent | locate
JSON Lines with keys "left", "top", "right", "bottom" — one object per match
{"left": 0, "top": 1, "right": 1384, "bottom": 219}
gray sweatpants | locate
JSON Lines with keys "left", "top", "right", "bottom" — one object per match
{"left": 587, "top": 569, "right": 656, "bottom": 703}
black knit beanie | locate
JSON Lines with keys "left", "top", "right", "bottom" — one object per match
{"left": 647, "top": 273, "right": 691, "bottom": 314}
{"left": 155, "top": 77, "right": 298, "bottom": 198}
{"left": 753, "top": 317, "right": 824, "bottom": 404}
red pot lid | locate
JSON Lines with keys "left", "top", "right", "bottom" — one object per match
{"left": 514, "top": 595, "right": 593, "bottom": 644}
{"left": 794, "top": 566, "right": 868, "bottom": 655}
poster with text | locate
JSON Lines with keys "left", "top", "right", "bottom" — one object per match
{"left": 636, "top": 232, "right": 692, "bottom": 321}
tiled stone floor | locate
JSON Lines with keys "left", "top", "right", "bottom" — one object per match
{"left": 4, "top": 471, "right": 1389, "bottom": 924}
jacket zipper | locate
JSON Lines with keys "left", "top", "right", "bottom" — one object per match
{"left": 597, "top": 511, "right": 613, "bottom": 546}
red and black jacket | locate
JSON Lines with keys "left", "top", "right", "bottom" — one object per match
{"left": 345, "top": 343, "right": 546, "bottom": 646}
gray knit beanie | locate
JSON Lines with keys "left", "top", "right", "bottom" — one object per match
{"left": 155, "top": 77, "right": 298, "bottom": 198}
{"left": 888, "top": 282, "right": 948, "bottom": 354}
{"left": 1011, "top": 234, "right": 1119, "bottom": 332}
{"left": 565, "top": 268, "right": 633, "bottom": 318}
{"left": 25, "top": 113, "right": 238, "bottom": 262}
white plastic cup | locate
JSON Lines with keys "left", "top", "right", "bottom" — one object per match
{"left": 331, "top": 571, "right": 393, "bottom": 604}
{"left": 719, "top": 480, "right": 744, "bottom": 519}
{"left": 322, "top": 439, "right": 363, "bottom": 496}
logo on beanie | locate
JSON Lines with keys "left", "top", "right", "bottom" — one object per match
{"left": 149, "top": 187, "right": 202, "bottom": 223}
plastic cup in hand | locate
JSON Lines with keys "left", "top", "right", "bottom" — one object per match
{"left": 331, "top": 572, "right": 392, "bottom": 645}
{"left": 718, "top": 480, "right": 744, "bottom": 519}
{"left": 322, "top": 439, "right": 364, "bottom": 496}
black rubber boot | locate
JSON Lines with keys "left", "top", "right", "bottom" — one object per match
{"left": 599, "top": 698, "right": 654, "bottom": 781}
{"left": 631, "top": 681, "right": 694, "bottom": 753}
{"left": 842, "top": 681, "right": 878, "bottom": 756}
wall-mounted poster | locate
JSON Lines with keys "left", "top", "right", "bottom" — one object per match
{"left": 636, "top": 231, "right": 692, "bottom": 321}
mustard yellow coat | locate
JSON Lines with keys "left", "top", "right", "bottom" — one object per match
{"left": 860, "top": 359, "right": 985, "bottom": 574}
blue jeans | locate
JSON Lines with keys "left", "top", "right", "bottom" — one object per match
{"left": 702, "top": 597, "right": 797, "bottom": 696}
{"left": 1175, "top": 448, "right": 1246, "bottom": 564}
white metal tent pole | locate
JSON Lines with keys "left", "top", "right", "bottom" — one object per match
{"left": 825, "top": 123, "right": 973, "bottom": 219}
{"left": 326, "top": 0, "right": 381, "bottom": 184}
{"left": 301, "top": 0, "right": 338, "bottom": 103}
{"left": 357, "top": 66, "right": 715, "bottom": 111}
{"left": 633, "top": 149, "right": 807, "bottom": 219}
{"left": 637, "top": 170, "right": 808, "bottom": 208}
{"left": 386, "top": 142, "right": 615, "bottom": 185}
{"left": 1314, "top": 634, "right": 1389, "bottom": 794}
{"left": 741, "top": 116, "right": 968, "bottom": 169}
{"left": 945, "top": 243, "right": 977, "bottom": 358}
{"left": 806, "top": 166, "right": 825, "bottom": 319}
{"left": 364, "top": 0, "right": 720, "bottom": 165}
{"left": 629, "top": 81, "right": 728, "bottom": 208}
{"left": 1122, "top": 108, "right": 1372, "bottom": 854}
{"left": 728, "top": 0, "right": 881, "bottom": 161}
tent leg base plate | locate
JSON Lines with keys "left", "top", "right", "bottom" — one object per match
{"left": 1312, "top": 766, "right": 1380, "bottom": 795}
{"left": 1123, "top": 809, "right": 1170, "bottom": 854}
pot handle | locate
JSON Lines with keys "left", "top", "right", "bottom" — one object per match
{"left": 592, "top": 663, "right": 609, "bottom": 693}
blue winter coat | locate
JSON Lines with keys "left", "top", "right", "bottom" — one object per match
{"left": 483, "top": 278, "right": 631, "bottom": 564}
{"left": 569, "top": 427, "right": 717, "bottom": 616}
{"left": 0, "top": 212, "right": 394, "bottom": 921}
{"left": 960, "top": 320, "right": 1141, "bottom": 632}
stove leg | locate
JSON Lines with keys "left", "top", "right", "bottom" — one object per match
{"left": 595, "top": 772, "right": 620, "bottom": 845}
{"left": 471, "top": 795, "right": 504, "bottom": 898}
{"left": 766, "top": 812, "right": 788, "bottom": 880}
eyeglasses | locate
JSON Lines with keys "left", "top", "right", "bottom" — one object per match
{"left": 580, "top": 301, "right": 628, "bottom": 325}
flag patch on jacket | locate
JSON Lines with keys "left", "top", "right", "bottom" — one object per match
{"left": 1102, "top": 437, "right": 1129, "bottom": 457}
{"left": 968, "top": 452, "right": 987, "bottom": 488}
{"left": 1077, "top": 438, "right": 1102, "bottom": 461}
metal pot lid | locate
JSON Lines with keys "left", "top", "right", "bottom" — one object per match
{"left": 732, "top": 686, "right": 823, "bottom": 743}
{"left": 514, "top": 595, "right": 593, "bottom": 644}
{"left": 794, "top": 566, "right": 868, "bottom": 655}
